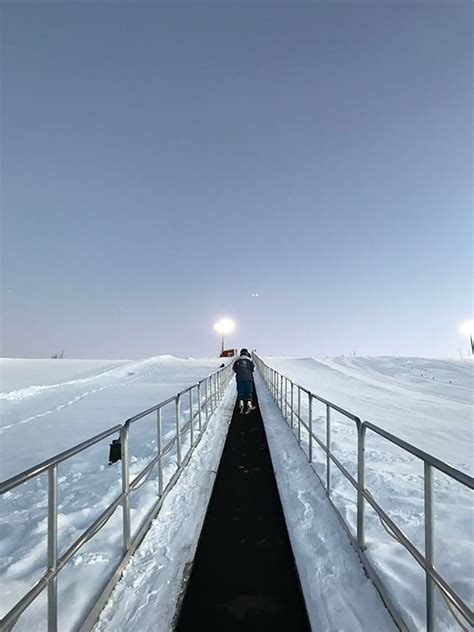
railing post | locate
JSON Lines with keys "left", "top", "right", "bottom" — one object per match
{"left": 210, "top": 376, "right": 214, "bottom": 414}
{"left": 326, "top": 404, "right": 331, "bottom": 495}
{"left": 280, "top": 375, "right": 283, "bottom": 410}
{"left": 290, "top": 382, "right": 294, "bottom": 429}
{"left": 308, "top": 393, "right": 313, "bottom": 463}
{"left": 204, "top": 379, "right": 209, "bottom": 423}
{"left": 47, "top": 465, "right": 58, "bottom": 632}
{"left": 120, "top": 424, "right": 131, "bottom": 553}
{"left": 297, "top": 387, "right": 301, "bottom": 444}
{"left": 357, "top": 423, "right": 366, "bottom": 550}
{"left": 285, "top": 378, "right": 288, "bottom": 422}
{"left": 189, "top": 388, "right": 194, "bottom": 448}
{"left": 424, "top": 462, "right": 435, "bottom": 632}
{"left": 176, "top": 395, "right": 182, "bottom": 468}
{"left": 157, "top": 408, "right": 163, "bottom": 496}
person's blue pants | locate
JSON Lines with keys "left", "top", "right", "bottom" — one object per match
{"left": 236, "top": 380, "right": 254, "bottom": 402}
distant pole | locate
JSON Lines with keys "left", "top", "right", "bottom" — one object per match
{"left": 460, "top": 321, "right": 474, "bottom": 357}
{"left": 221, "top": 333, "right": 224, "bottom": 355}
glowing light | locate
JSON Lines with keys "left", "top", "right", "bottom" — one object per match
{"left": 460, "top": 320, "right": 474, "bottom": 337}
{"left": 213, "top": 318, "right": 235, "bottom": 335}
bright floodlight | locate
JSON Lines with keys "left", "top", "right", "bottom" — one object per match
{"left": 460, "top": 320, "right": 474, "bottom": 337}
{"left": 213, "top": 318, "right": 235, "bottom": 335}
{"left": 214, "top": 318, "right": 235, "bottom": 355}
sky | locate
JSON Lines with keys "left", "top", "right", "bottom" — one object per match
{"left": 1, "top": 1, "right": 472, "bottom": 360}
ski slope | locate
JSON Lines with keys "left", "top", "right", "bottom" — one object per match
{"left": 263, "top": 356, "right": 472, "bottom": 470}
{"left": 0, "top": 356, "right": 223, "bottom": 479}
{"left": 1, "top": 355, "right": 472, "bottom": 631}
{"left": 0, "top": 356, "right": 224, "bottom": 630}
{"left": 262, "top": 355, "right": 473, "bottom": 631}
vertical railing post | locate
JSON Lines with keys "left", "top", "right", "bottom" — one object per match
{"left": 189, "top": 388, "right": 194, "bottom": 448}
{"left": 209, "top": 376, "right": 214, "bottom": 414}
{"left": 285, "top": 378, "right": 288, "bottom": 422}
{"left": 290, "top": 382, "right": 294, "bottom": 429}
{"left": 357, "top": 423, "right": 366, "bottom": 550}
{"left": 176, "top": 395, "right": 182, "bottom": 468}
{"left": 197, "top": 382, "right": 202, "bottom": 432}
{"left": 280, "top": 375, "right": 283, "bottom": 410}
{"left": 308, "top": 393, "right": 313, "bottom": 463}
{"left": 47, "top": 465, "right": 58, "bottom": 632}
{"left": 424, "top": 462, "right": 435, "bottom": 632}
{"left": 157, "top": 408, "right": 163, "bottom": 496}
{"left": 297, "top": 387, "right": 301, "bottom": 444}
{"left": 204, "top": 379, "right": 209, "bottom": 423}
{"left": 120, "top": 424, "right": 131, "bottom": 553}
{"left": 326, "top": 405, "right": 331, "bottom": 495}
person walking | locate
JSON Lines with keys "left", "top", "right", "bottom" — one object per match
{"left": 233, "top": 348, "right": 255, "bottom": 413}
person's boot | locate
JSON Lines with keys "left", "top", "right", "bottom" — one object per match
{"left": 246, "top": 400, "right": 255, "bottom": 413}
{"left": 238, "top": 399, "right": 244, "bottom": 413}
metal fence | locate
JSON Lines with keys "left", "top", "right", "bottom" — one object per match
{"left": 253, "top": 354, "right": 474, "bottom": 632}
{"left": 0, "top": 361, "right": 234, "bottom": 632}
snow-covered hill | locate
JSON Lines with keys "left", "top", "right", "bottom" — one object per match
{"left": 264, "top": 355, "right": 473, "bottom": 470}
{"left": 0, "top": 356, "right": 223, "bottom": 479}
{"left": 0, "top": 356, "right": 224, "bottom": 630}
{"left": 0, "top": 355, "right": 472, "bottom": 631}
{"left": 263, "top": 355, "right": 473, "bottom": 631}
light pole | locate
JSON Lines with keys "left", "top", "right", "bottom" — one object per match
{"left": 213, "top": 318, "right": 235, "bottom": 355}
{"left": 460, "top": 320, "right": 474, "bottom": 356}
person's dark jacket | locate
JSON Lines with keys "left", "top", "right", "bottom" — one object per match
{"left": 233, "top": 356, "right": 255, "bottom": 382}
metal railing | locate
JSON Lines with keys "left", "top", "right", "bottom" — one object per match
{"left": 253, "top": 354, "right": 474, "bottom": 632}
{"left": 0, "top": 361, "right": 234, "bottom": 632}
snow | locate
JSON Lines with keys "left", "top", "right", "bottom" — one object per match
{"left": 254, "top": 371, "right": 397, "bottom": 631}
{"left": 0, "top": 356, "right": 224, "bottom": 479}
{"left": 0, "top": 356, "right": 227, "bottom": 630}
{"left": 93, "top": 388, "right": 235, "bottom": 632}
{"left": 261, "top": 356, "right": 474, "bottom": 631}
{"left": 1, "top": 354, "right": 472, "bottom": 631}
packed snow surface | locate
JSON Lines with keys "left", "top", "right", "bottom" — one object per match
{"left": 0, "top": 356, "right": 223, "bottom": 479}
{"left": 1, "top": 355, "right": 472, "bottom": 631}
{"left": 255, "top": 371, "right": 397, "bottom": 632}
{"left": 0, "top": 356, "right": 225, "bottom": 630}
{"left": 262, "top": 355, "right": 473, "bottom": 631}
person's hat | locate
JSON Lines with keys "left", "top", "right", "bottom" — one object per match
{"left": 240, "top": 348, "right": 250, "bottom": 356}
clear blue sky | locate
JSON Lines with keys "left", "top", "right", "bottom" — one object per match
{"left": 1, "top": 1, "right": 472, "bottom": 359}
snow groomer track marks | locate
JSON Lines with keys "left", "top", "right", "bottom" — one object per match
{"left": 176, "top": 391, "right": 310, "bottom": 632}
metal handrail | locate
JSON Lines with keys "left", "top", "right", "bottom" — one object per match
{"left": 363, "top": 421, "right": 473, "bottom": 488}
{"left": 253, "top": 353, "right": 474, "bottom": 632}
{"left": 0, "top": 361, "right": 234, "bottom": 632}
{"left": 0, "top": 425, "right": 123, "bottom": 494}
